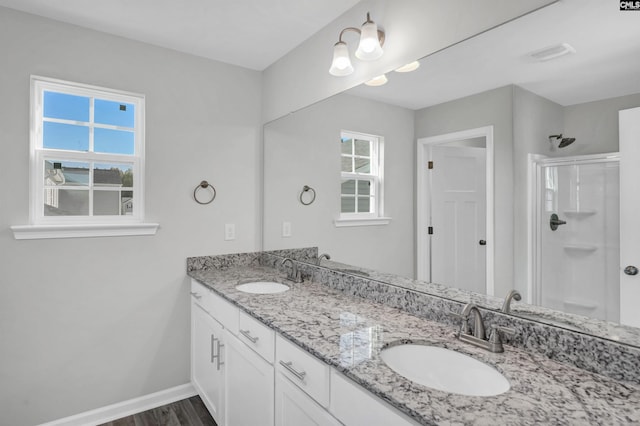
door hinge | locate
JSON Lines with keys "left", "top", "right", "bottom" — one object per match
{"left": 428, "top": 161, "right": 434, "bottom": 169}
{"left": 428, "top": 226, "right": 433, "bottom": 235}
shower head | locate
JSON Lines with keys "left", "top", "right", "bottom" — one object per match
{"left": 558, "top": 137, "right": 575, "bottom": 148}
{"left": 548, "top": 134, "right": 576, "bottom": 148}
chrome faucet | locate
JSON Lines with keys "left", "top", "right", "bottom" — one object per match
{"left": 455, "top": 303, "right": 515, "bottom": 353}
{"left": 281, "top": 258, "right": 303, "bottom": 283}
{"left": 501, "top": 289, "right": 522, "bottom": 314}
{"left": 317, "top": 253, "right": 331, "bottom": 265}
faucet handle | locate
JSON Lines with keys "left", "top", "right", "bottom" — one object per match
{"left": 448, "top": 310, "right": 472, "bottom": 336}
{"left": 491, "top": 325, "right": 516, "bottom": 335}
{"left": 489, "top": 325, "right": 516, "bottom": 343}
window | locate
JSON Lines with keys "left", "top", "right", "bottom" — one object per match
{"left": 11, "top": 76, "right": 157, "bottom": 239}
{"left": 336, "top": 131, "right": 390, "bottom": 227}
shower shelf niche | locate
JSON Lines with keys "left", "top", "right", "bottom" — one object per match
{"left": 563, "top": 244, "right": 598, "bottom": 254}
{"left": 563, "top": 210, "right": 596, "bottom": 218}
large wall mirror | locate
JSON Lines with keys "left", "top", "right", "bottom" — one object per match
{"left": 263, "top": 0, "right": 640, "bottom": 345}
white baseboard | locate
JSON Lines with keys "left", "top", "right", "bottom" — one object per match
{"left": 38, "top": 383, "right": 197, "bottom": 426}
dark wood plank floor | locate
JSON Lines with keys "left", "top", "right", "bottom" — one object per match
{"left": 98, "top": 396, "right": 217, "bottom": 426}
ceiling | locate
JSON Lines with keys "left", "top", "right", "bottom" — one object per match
{"left": 348, "top": 0, "right": 640, "bottom": 109}
{"left": 0, "top": 0, "right": 360, "bottom": 70}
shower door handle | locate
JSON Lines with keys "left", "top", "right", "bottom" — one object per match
{"left": 624, "top": 266, "right": 638, "bottom": 276}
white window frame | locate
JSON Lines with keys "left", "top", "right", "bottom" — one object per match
{"left": 335, "top": 130, "right": 391, "bottom": 227}
{"left": 11, "top": 76, "right": 158, "bottom": 239}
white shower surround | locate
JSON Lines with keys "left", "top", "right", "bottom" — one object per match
{"left": 529, "top": 153, "right": 620, "bottom": 322}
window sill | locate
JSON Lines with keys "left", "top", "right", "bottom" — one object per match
{"left": 10, "top": 223, "right": 160, "bottom": 240}
{"left": 334, "top": 217, "right": 392, "bottom": 227}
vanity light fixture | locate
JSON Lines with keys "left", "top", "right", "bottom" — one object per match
{"left": 329, "top": 12, "right": 385, "bottom": 77}
{"left": 364, "top": 74, "right": 388, "bottom": 86}
{"left": 394, "top": 61, "right": 420, "bottom": 73}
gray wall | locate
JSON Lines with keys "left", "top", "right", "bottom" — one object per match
{"left": 512, "top": 86, "right": 564, "bottom": 296}
{"left": 564, "top": 92, "right": 640, "bottom": 154}
{"left": 414, "top": 85, "right": 514, "bottom": 297}
{"left": 264, "top": 93, "right": 415, "bottom": 277}
{"left": 0, "top": 7, "right": 261, "bottom": 426}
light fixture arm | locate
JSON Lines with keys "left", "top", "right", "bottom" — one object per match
{"left": 337, "top": 27, "right": 385, "bottom": 47}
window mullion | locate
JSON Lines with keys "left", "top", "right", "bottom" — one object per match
{"left": 89, "top": 97, "right": 95, "bottom": 153}
{"left": 89, "top": 161, "right": 94, "bottom": 217}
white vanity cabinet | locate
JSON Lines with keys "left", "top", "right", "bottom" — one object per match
{"left": 191, "top": 279, "right": 275, "bottom": 426}
{"left": 224, "top": 329, "right": 275, "bottom": 426}
{"left": 190, "top": 282, "right": 225, "bottom": 424}
{"left": 190, "top": 278, "right": 419, "bottom": 426}
{"left": 275, "top": 335, "right": 341, "bottom": 426}
{"left": 330, "top": 370, "right": 419, "bottom": 426}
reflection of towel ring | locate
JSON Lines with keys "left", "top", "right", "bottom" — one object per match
{"left": 299, "top": 185, "right": 316, "bottom": 205}
{"left": 194, "top": 180, "right": 216, "bottom": 205}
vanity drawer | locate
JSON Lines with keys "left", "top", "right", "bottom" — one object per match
{"left": 190, "top": 280, "right": 210, "bottom": 309}
{"left": 208, "top": 287, "right": 239, "bottom": 333}
{"left": 238, "top": 310, "right": 275, "bottom": 363}
{"left": 276, "top": 334, "right": 330, "bottom": 408}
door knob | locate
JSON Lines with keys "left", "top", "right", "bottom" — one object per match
{"left": 479, "top": 240, "right": 486, "bottom": 246}
{"left": 624, "top": 266, "right": 638, "bottom": 276}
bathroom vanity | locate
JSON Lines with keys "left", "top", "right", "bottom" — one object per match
{"left": 187, "top": 251, "right": 640, "bottom": 426}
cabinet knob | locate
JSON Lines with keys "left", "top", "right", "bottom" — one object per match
{"left": 624, "top": 265, "right": 638, "bottom": 276}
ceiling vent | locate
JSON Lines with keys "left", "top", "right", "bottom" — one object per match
{"left": 528, "top": 43, "right": 576, "bottom": 61}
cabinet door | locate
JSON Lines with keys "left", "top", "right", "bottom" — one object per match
{"left": 192, "top": 302, "right": 225, "bottom": 424}
{"left": 224, "top": 330, "right": 274, "bottom": 426}
{"left": 275, "top": 374, "right": 341, "bottom": 426}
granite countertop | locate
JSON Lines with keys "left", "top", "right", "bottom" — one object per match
{"left": 188, "top": 266, "right": 640, "bottom": 426}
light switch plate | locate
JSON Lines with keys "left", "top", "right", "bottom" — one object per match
{"left": 225, "top": 223, "right": 236, "bottom": 240}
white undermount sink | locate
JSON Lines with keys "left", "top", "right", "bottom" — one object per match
{"left": 380, "top": 344, "right": 510, "bottom": 396}
{"left": 235, "top": 281, "right": 290, "bottom": 294}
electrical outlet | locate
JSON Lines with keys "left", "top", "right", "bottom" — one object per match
{"left": 282, "top": 221, "right": 292, "bottom": 238}
{"left": 224, "top": 223, "right": 236, "bottom": 241}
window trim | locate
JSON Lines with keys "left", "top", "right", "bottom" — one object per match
{"left": 335, "top": 130, "right": 390, "bottom": 227}
{"left": 11, "top": 76, "right": 158, "bottom": 239}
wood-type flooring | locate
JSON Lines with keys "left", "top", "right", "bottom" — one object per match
{"left": 98, "top": 395, "right": 216, "bottom": 426}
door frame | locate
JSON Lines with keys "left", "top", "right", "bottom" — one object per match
{"left": 416, "top": 126, "right": 494, "bottom": 295}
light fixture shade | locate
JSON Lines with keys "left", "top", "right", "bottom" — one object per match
{"left": 364, "top": 74, "right": 388, "bottom": 87}
{"left": 355, "top": 20, "right": 383, "bottom": 60}
{"left": 329, "top": 42, "right": 354, "bottom": 76}
{"left": 394, "top": 61, "right": 420, "bottom": 73}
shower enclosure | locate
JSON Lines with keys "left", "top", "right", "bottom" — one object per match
{"left": 531, "top": 153, "right": 620, "bottom": 322}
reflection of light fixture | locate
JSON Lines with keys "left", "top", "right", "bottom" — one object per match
{"left": 329, "top": 12, "right": 385, "bottom": 77}
{"left": 394, "top": 61, "right": 420, "bottom": 73}
{"left": 364, "top": 74, "right": 388, "bottom": 86}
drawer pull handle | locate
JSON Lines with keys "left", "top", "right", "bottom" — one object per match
{"left": 279, "top": 360, "right": 307, "bottom": 381}
{"left": 190, "top": 292, "right": 202, "bottom": 300}
{"left": 211, "top": 336, "right": 224, "bottom": 370}
{"left": 240, "top": 329, "right": 259, "bottom": 344}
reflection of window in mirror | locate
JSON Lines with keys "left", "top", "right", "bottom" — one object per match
{"left": 338, "top": 131, "right": 388, "bottom": 226}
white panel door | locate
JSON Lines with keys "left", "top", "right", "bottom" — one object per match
{"left": 430, "top": 145, "right": 486, "bottom": 292}
{"left": 619, "top": 107, "right": 640, "bottom": 327}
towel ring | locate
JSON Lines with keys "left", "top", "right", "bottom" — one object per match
{"left": 194, "top": 180, "right": 216, "bottom": 205}
{"left": 299, "top": 185, "right": 316, "bottom": 206}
